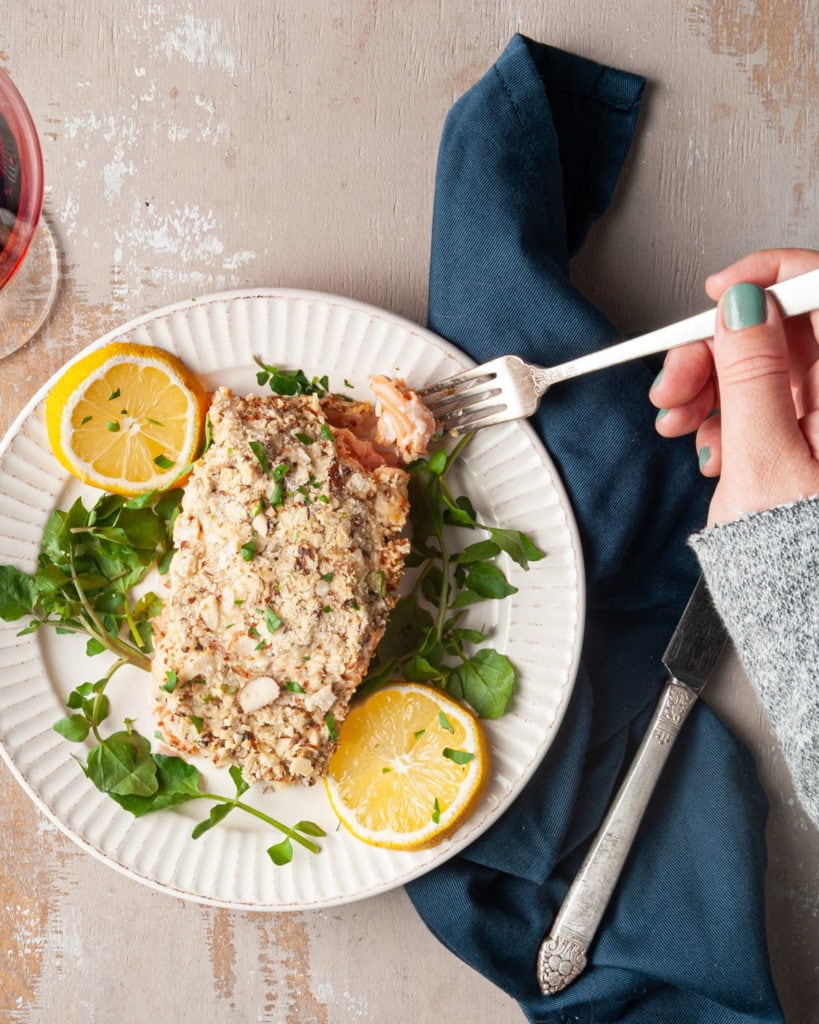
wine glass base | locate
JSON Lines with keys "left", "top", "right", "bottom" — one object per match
{"left": 0, "top": 218, "right": 59, "bottom": 360}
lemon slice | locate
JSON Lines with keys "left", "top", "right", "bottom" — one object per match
{"left": 324, "top": 683, "right": 489, "bottom": 850}
{"left": 45, "top": 342, "right": 207, "bottom": 496}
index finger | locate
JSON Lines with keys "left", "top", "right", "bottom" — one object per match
{"left": 705, "top": 248, "right": 819, "bottom": 300}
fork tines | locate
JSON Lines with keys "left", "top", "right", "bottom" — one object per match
{"left": 418, "top": 359, "right": 512, "bottom": 434}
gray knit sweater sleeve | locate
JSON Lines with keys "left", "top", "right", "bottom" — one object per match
{"left": 689, "top": 495, "right": 819, "bottom": 827}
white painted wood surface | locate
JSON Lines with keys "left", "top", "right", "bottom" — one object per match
{"left": 0, "top": 2, "right": 816, "bottom": 1021}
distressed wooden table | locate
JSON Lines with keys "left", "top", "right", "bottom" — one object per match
{"left": 1, "top": 2, "right": 817, "bottom": 1021}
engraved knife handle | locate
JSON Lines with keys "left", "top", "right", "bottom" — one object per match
{"left": 536, "top": 678, "right": 698, "bottom": 995}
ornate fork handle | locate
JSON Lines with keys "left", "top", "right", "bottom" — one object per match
{"left": 534, "top": 267, "right": 819, "bottom": 394}
{"left": 536, "top": 678, "right": 698, "bottom": 995}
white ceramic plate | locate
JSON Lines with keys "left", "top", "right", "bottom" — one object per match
{"left": 0, "top": 290, "right": 584, "bottom": 910}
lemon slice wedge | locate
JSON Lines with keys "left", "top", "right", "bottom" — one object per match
{"left": 324, "top": 683, "right": 489, "bottom": 850}
{"left": 45, "top": 342, "right": 207, "bottom": 496}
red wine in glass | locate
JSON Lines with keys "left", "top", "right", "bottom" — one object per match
{"left": 0, "top": 68, "right": 58, "bottom": 357}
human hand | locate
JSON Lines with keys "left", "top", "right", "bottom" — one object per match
{"left": 649, "top": 248, "right": 819, "bottom": 527}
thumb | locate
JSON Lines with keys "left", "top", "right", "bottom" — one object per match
{"left": 714, "top": 282, "right": 800, "bottom": 469}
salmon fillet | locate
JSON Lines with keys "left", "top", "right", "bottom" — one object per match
{"left": 152, "top": 387, "right": 410, "bottom": 787}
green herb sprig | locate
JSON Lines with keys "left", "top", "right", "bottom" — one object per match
{"left": 0, "top": 489, "right": 183, "bottom": 669}
{"left": 253, "top": 356, "right": 329, "bottom": 397}
{"left": 362, "top": 435, "right": 545, "bottom": 719}
{"left": 0, "top": 487, "right": 324, "bottom": 866}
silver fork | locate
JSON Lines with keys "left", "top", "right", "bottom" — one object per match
{"left": 419, "top": 269, "right": 819, "bottom": 434}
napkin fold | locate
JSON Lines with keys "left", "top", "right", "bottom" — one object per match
{"left": 406, "top": 35, "right": 783, "bottom": 1023}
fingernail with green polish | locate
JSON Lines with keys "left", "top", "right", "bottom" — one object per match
{"left": 650, "top": 367, "right": 664, "bottom": 391}
{"left": 655, "top": 407, "right": 668, "bottom": 421}
{"left": 721, "top": 282, "right": 766, "bottom": 331}
{"left": 698, "top": 445, "right": 711, "bottom": 469}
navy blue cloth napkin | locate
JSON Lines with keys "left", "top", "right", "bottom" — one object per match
{"left": 406, "top": 35, "right": 783, "bottom": 1023}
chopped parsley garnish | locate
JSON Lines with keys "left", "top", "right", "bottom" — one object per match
{"left": 269, "top": 464, "right": 290, "bottom": 508}
{"left": 160, "top": 669, "right": 178, "bottom": 693}
{"left": 264, "top": 607, "right": 282, "bottom": 633}
{"left": 107, "top": 421, "right": 120, "bottom": 432}
{"left": 414, "top": 729, "right": 426, "bottom": 739}
{"left": 108, "top": 388, "right": 121, "bottom": 400}
{"left": 240, "top": 540, "right": 256, "bottom": 561}
{"left": 249, "top": 441, "right": 272, "bottom": 476}
{"left": 320, "top": 423, "right": 333, "bottom": 441}
{"left": 443, "top": 748, "right": 474, "bottom": 765}
{"left": 321, "top": 572, "right": 334, "bottom": 582}
{"left": 432, "top": 798, "right": 441, "bottom": 824}
{"left": 368, "top": 570, "right": 386, "bottom": 596}
{"left": 80, "top": 415, "right": 93, "bottom": 425}
{"left": 438, "top": 711, "right": 454, "bottom": 733}
{"left": 295, "top": 432, "right": 314, "bottom": 445}
{"left": 189, "top": 715, "right": 204, "bottom": 734}
{"left": 285, "top": 681, "right": 304, "bottom": 693}
{"left": 325, "top": 713, "right": 338, "bottom": 741}
{"left": 153, "top": 454, "right": 175, "bottom": 470}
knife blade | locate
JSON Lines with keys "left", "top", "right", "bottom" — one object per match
{"left": 536, "top": 575, "right": 728, "bottom": 995}
{"left": 662, "top": 575, "right": 729, "bottom": 693}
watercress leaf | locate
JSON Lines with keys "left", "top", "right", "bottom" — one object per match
{"left": 464, "top": 561, "right": 518, "bottom": 600}
{"left": 72, "top": 572, "right": 111, "bottom": 591}
{"left": 53, "top": 715, "right": 90, "bottom": 742}
{"left": 191, "top": 803, "right": 229, "bottom": 839}
{"left": 408, "top": 464, "right": 444, "bottom": 547}
{"left": 82, "top": 693, "right": 110, "bottom": 727}
{"left": 267, "top": 837, "right": 294, "bottom": 866}
{"left": 32, "top": 563, "right": 70, "bottom": 593}
{"left": 447, "top": 648, "right": 516, "bottom": 719}
{"left": 451, "top": 540, "right": 501, "bottom": 564}
{"left": 85, "top": 730, "right": 158, "bottom": 797}
{"left": 361, "top": 657, "right": 397, "bottom": 692}
{"left": 402, "top": 655, "right": 445, "bottom": 682}
{"left": 41, "top": 500, "right": 87, "bottom": 560}
{"left": 420, "top": 565, "right": 445, "bottom": 606}
{"left": 111, "top": 755, "right": 202, "bottom": 817}
{"left": 92, "top": 493, "right": 126, "bottom": 521}
{"left": 443, "top": 494, "right": 477, "bottom": 527}
{"left": 449, "top": 588, "right": 484, "bottom": 610}
{"left": 294, "top": 820, "right": 327, "bottom": 837}
{"left": 451, "top": 627, "right": 487, "bottom": 645}
{"left": 0, "top": 565, "right": 37, "bottom": 620}
{"left": 15, "top": 622, "right": 42, "bottom": 636}
{"left": 488, "top": 528, "right": 546, "bottom": 570}
{"left": 229, "top": 764, "right": 250, "bottom": 796}
{"left": 427, "top": 449, "right": 448, "bottom": 476}
{"left": 157, "top": 548, "right": 175, "bottom": 575}
{"left": 114, "top": 508, "right": 166, "bottom": 551}
{"left": 372, "top": 596, "right": 434, "bottom": 664}
{"left": 85, "top": 637, "right": 106, "bottom": 657}
{"left": 133, "top": 591, "right": 164, "bottom": 620}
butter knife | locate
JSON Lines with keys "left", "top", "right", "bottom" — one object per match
{"left": 536, "top": 575, "right": 728, "bottom": 995}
